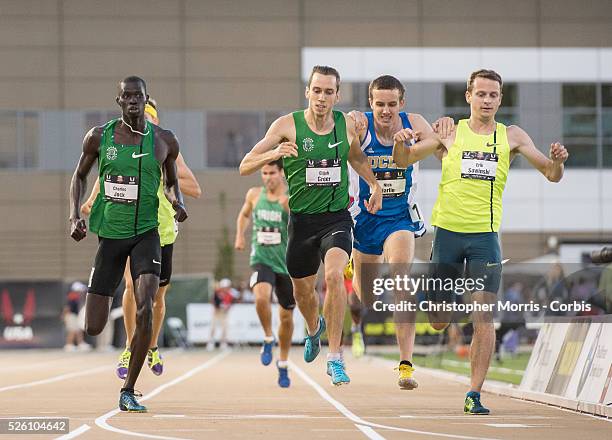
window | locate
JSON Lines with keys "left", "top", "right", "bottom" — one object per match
{"left": 562, "top": 84, "right": 598, "bottom": 168}
{"left": 0, "top": 111, "right": 39, "bottom": 169}
{"left": 206, "top": 113, "right": 264, "bottom": 168}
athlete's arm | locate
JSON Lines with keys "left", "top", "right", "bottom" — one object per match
{"left": 234, "top": 187, "right": 258, "bottom": 251}
{"left": 346, "top": 115, "right": 382, "bottom": 214}
{"left": 80, "top": 178, "right": 100, "bottom": 216}
{"left": 161, "top": 135, "right": 188, "bottom": 222}
{"left": 508, "top": 125, "right": 568, "bottom": 182}
{"left": 176, "top": 152, "right": 202, "bottom": 198}
{"left": 69, "top": 127, "right": 102, "bottom": 241}
{"left": 347, "top": 110, "right": 368, "bottom": 143}
{"left": 392, "top": 114, "right": 443, "bottom": 168}
{"left": 239, "top": 115, "right": 297, "bottom": 176}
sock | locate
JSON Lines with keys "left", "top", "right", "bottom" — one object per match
{"left": 399, "top": 360, "right": 413, "bottom": 367}
{"left": 351, "top": 324, "right": 361, "bottom": 334}
{"left": 263, "top": 335, "right": 275, "bottom": 343}
{"left": 277, "top": 360, "right": 288, "bottom": 368}
{"left": 327, "top": 352, "right": 342, "bottom": 362}
{"left": 120, "top": 387, "right": 134, "bottom": 394}
{"left": 467, "top": 390, "right": 480, "bottom": 397}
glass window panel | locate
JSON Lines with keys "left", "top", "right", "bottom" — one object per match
{"left": 602, "top": 109, "right": 612, "bottom": 137}
{"left": 563, "top": 112, "right": 597, "bottom": 137}
{"left": 23, "top": 112, "right": 39, "bottom": 168}
{"left": 206, "top": 113, "right": 261, "bottom": 168}
{"left": 603, "top": 142, "right": 612, "bottom": 168}
{"left": 563, "top": 140, "right": 597, "bottom": 168}
{"left": 445, "top": 84, "right": 466, "bottom": 107}
{"left": 0, "top": 112, "right": 17, "bottom": 168}
{"left": 500, "top": 84, "right": 518, "bottom": 107}
{"left": 562, "top": 84, "right": 596, "bottom": 107}
{"left": 602, "top": 84, "right": 612, "bottom": 107}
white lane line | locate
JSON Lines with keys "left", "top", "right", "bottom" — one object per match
{"left": 400, "top": 415, "right": 556, "bottom": 420}
{"left": 512, "top": 398, "right": 612, "bottom": 423}
{"left": 356, "top": 424, "right": 387, "bottom": 440}
{"left": 289, "top": 361, "right": 500, "bottom": 440}
{"left": 93, "top": 350, "right": 231, "bottom": 440}
{"left": 55, "top": 424, "right": 91, "bottom": 439}
{"left": 0, "top": 366, "right": 109, "bottom": 393}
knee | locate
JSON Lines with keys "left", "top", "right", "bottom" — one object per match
{"left": 430, "top": 321, "right": 449, "bottom": 331}
{"left": 280, "top": 310, "right": 293, "bottom": 326}
{"left": 324, "top": 269, "right": 343, "bottom": 292}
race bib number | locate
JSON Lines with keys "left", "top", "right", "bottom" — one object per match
{"left": 461, "top": 151, "right": 498, "bottom": 181}
{"left": 257, "top": 227, "right": 282, "bottom": 246}
{"left": 103, "top": 174, "right": 138, "bottom": 204}
{"left": 375, "top": 169, "right": 406, "bottom": 198}
{"left": 408, "top": 202, "right": 423, "bottom": 223}
{"left": 305, "top": 159, "right": 341, "bottom": 187}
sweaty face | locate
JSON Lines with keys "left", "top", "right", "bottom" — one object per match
{"left": 369, "top": 88, "right": 404, "bottom": 127}
{"left": 117, "top": 81, "right": 147, "bottom": 118}
{"left": 261, "top": 165, "right": 282, "bottom": 190}
{"left": 305, "top": 73, "right": 339, "bottom": 116}
{"left": 466, "top": 78, "right": 502, "bottom": 118}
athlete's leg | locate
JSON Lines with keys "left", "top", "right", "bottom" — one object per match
{"left": 291, "top": 275, "right": 319, "bottom": 335}
{"left": 469, "top": 291, "right": 496, "bottom": 392}
{"left": 322, "top": 248, "right": 350, "bottom": 354}
{"left": 383, "top": 230, "right": 416, "bottom": 363}
{"left": 253, "top": 282, "right": 273, "bottom": 337}
{"left": 84, "top": 293, "right": 113, "bottom": 335}
{"left": 150, "top": 284, "right": 168, "bottom": 348}
{"left": 352, "top": 249, "right": 383, "bottom": 306}
{"left": 278, "top": 307, "right": 294, "bottom": 362}
{"left": 122, "top": 259, "right": 136, "bottom": 346}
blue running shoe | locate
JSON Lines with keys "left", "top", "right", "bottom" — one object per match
{"left": 464, "top": 391, "right": 490, "bottom": 415}
{"left": 326, "top": 359, "right": 350, "bottom": 386}
{"left": 304, "top": 316, "right": 326, "bottom": 363}
{"left": 119, "top": 390, "right": 147, "bottom": 413}
{"left": 260, "top": 338, "right": 274, "bottom": 366}
{"left": 277, "top": 362, "right": 290, "bottom": 388}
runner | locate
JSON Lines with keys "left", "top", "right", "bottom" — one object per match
{"left": 235, "top": 159, "right": 294, "bottom": 387}
{"left": 69, "top": 76, "right": 188, "bottom": 412}
{"left": 239, "top": 65, "right": 382, "bottom": 385}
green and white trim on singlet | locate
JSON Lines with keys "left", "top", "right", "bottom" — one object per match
{"left": 283, "top": 110, "right": 350, "bottom": 214}
{"left": 89, "top": 119, "right": 161, "bottom": 239}
{"left": 249, "top": 187, "right": 289, "bottom": 275}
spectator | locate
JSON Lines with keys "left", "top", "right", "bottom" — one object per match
{"left": 62, "top": 281, "right": 91, "bottom": 352}
{"left": 207, "top": 279, "right": 238, "bottom": 350}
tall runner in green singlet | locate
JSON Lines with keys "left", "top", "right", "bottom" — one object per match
{"left": 240, "top": 66, "right": 382, "bottom": 386}
{"left": 395, "top": 69, "right": 568, "bottom": 415}
{"left": 235, "top": 159, "right": 294, "bottom": 388}
{"left": 69, "top": 76, "right": 188, "bottom": 413}
{"left": 80, "top": 99, "right": 201, "bottom": 380}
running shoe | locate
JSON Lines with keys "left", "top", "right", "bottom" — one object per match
{"left": 116, "top": 348, "right": 131, "bottom": 380}
{"left": 304, "top": 316, "right": 326, "bottom": 363}
{"left": 396, "top": 362, "right": 418, "bottom": 390}
{"left": 260, "top": 338, "right": 274, "bottom": 366}
{"left": 464, "top": 391, "right": 490, "bottom": 415}
{"left": 147, "top": 347, "right": 163, "bottom": 376}
{"left": 277, "top": 362, "right": 290, "bottom": 388}
{"left": 326, "top": 359, "right": 350, "bottom": 386}
{"left": 119, "top": 390, "right": 147, "bottom": 413}
{"left": 351, "top": 331, "right": 365, "bottom": 358}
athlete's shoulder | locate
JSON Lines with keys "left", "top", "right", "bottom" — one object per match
{"left": 505, "top": 124, "right": 530, "bottom": 149}
{"left": 246, "top": 186, "right": 262, "bottom": 202}
{"left": 153, "top": 125, "right": 178, "bottom": 144}
{"left": 83, "top": 125, "right": 104, "bottom": 151}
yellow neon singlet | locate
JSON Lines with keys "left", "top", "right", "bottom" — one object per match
{"left": 431, "top": 119, "right": 510, "bottom": 233}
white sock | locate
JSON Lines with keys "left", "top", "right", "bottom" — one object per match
{"left": 277, "top": 360, "right": 288, "bottom": 368}
{"left": 327, "top": 352, "right": 343, "bottom": 362}
{"left": 351, "top": 324, "right": 361, "bottom": 334}
{"left": 263, "top": 335, "right": 274, "bottom": 343}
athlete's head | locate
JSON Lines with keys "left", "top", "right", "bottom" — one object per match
{"left": 116, "top": 76, "right": 148, "bottom": 119}
{"left": 466, "top": 69, "right": 503, "bottom": 119}
{"left": 260, "top": 159, "right": 284, "bottom": 192}
{"left": 368, "top": 75, "right": 405, "bottom": 127}
{"left": 306, "top": 65, "right": 340, "bottom": 117}
{"left": 144, "top": 98, "right": 159, "bottom": 124}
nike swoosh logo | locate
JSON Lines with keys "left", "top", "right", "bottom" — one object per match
{"left": 328, "top": 141, "right": 343, "bottom": 149}
{"left": 153, "top": 259, "right": 161, "bottom": 265}
{"left": 486, "top": 143, "right": 499, "bottom": 147}
{"left": 132, "top": 152, "right": 149, "bottom": 159}
{"left": 331, "top": 230, "right": 347, "bottom": 236}
{"left": 486, "top": 262, "right": 499, "bottom": 267}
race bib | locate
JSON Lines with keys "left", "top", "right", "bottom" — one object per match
{"left": 461, "top": 151, "right": 498, "bottom": 181}
{"left": 103, "top": 174, "right": 138, "bottom": 204}
{"left": 257, "top": 227, "right": 282, "bottom": 246}
{"left": 305, "top": 158, "right": 341, "bottom": 187}
{"left": 375, "top": 169, "right": 406, "bottom": 198}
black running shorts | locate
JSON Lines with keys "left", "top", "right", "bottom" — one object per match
{"left": 250, "top": 263, "right": 295, "bottom": 310}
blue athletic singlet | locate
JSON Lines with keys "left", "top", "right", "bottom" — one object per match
{"left": 349, "top": 112, "right": 425, "bottom": 254}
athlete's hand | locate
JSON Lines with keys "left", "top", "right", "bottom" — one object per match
{"left": 234, "top": 235, "right": 245, "bottom": 251}
{"left": 393, "top": 128, "right": 419, "bottom": 146}
{"left": 70, "top": 217, "right": 87, "bottom": 242}
{"left": 365, "top": 183, "right": 382, "bottom": 214}
{"left": 80, "top": 200, "right": 93, "bottom": 216}
{"left": 173, "top": 202, "right": 188, "bottom": 222}
{"left": 432, "top": 117, "right": 456, "bottom": 139}
{"left": 550, "top": 142, "right": 569, "bottom": 164}
{"left": 273, "top": 142, "right": 298, "bottom": 160}
{"left": 348, "top": 110, "right": 367, "bottom": 134}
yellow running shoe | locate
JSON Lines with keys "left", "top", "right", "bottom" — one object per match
{"left": 352, "top": 331, "right": 365, "bottom": 358}
{"left": 116, "top": 348, "right": 130, "bottom": 380}
{"left": 147, "top": 347, "right": 164, "bottom": 376}
{"left": 396, "top": 362, "right": 418, "bottom": 390}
